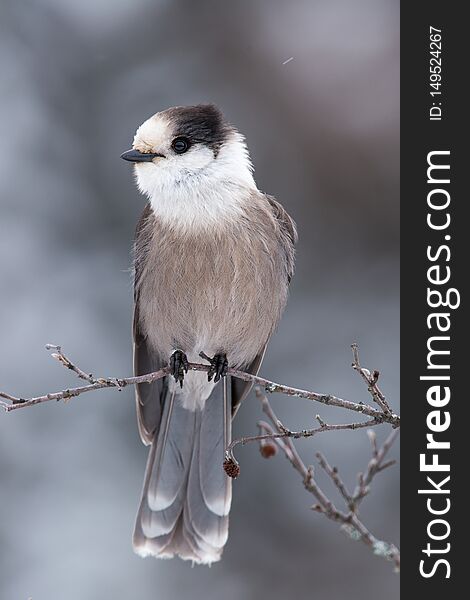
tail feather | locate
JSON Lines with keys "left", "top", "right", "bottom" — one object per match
{"left": 133, "top": 377, "right": 232, "bottom": 564}
{"left": 147, "top": 390, "right": 195, "bottom": 511}
{"left": 198, "top": 380, "right": 232, "bottom": 517}
{"left": 186, "top": 420, "right": 229, "bottom": 548}
{"left": 182, "top": 508, "right": 225, "bottom": 562}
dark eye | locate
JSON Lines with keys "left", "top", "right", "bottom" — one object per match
{"left": 172, "top": 137, "right": 190, "bottom": 154}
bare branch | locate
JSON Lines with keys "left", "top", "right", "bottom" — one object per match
{"left": 351, "top": 343, "right": 393, "bottom": 415}
{"left": 0, "top": 345, "right": 399, "bottom": 429}
{"left": 225, "top": 410, "right": 378, "bottom": 465}
{"left": 243, "top": 388, "right": 400, "bottom": 571}
{"left": 352, "top": 428, "right": 399, "bottom": 505}
{"left": 316, "top": 452, "right": 354, "bottom": 510}
{"left": 46, "top": 344, "right": 97, "bottom": 383}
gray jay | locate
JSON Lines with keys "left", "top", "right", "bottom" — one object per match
{"left": 121, "top": 104, "right": 296, "bottom": 564}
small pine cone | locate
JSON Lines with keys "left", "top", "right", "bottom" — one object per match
{"left": 259, "top": 439, "right": 278, "bottom": 459}
{"left": 223, "top": 457, "right": 240, "bottom": 479}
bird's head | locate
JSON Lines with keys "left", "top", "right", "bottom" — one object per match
{"left": 121, "top": 104, "right": 255, "bottom": 199}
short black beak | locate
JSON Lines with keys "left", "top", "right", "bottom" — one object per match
{"left": 120, "top": 149, "right": 164, "bottom": 162}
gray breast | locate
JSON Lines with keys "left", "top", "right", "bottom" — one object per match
{"left": 136, "top": 204, "right": 289, "bottom": 368}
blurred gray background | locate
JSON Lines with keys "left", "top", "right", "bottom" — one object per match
{"left": 0, "top": 0, "right": 399, "bottom": 599}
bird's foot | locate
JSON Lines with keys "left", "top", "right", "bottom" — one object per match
{"left": 200, "top": 352, "right": 228, "bottom": 383}
{"left": 169, "top": 350, "right": 189, "bottom": 388}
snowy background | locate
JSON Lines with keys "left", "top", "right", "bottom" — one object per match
{"left": 0, "top": 1, "right": 399, "bottom": 599}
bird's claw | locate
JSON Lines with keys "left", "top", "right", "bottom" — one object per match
{"left": 170, "top": 350, "right": 189, "bottom": 388}
{"left": 206, "top": 353, "right": 228, "bottom": 383}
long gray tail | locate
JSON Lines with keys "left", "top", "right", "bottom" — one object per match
{"left": 133, "top": 378, "right": 232, "bottom": 565}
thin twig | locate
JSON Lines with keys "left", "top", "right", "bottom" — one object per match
{"left": 352, "top": 428, "right": 399, "bottom": 505}
{"left": 316, "top": 452, "right": 354, "bottom": 510}
{"left": 225, "top": 415, "right": 379, "bottom": 461}
{"left": 45, "top": 344, "right": 97, "bottom": 383}
{"left": 351, "top": 343, "right": 393, "bottom": 415}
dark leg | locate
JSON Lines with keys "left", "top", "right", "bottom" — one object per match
{"left": 169, "top": 350, "right": 189, "bottom": 388}
{"left": 206, "top": 353, "right": 228, "bottom": 383}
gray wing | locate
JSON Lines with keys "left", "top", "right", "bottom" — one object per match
{"left": 230, "top": 349, "right": 266, "bottom": 417}
{"left": 133, "top": 204, "right": 165, "bottom": 446}
{"left": 231, "top": 194, "right": 297, "bottom": 414}
{"left": 266, "top": 194, "right": 297, "bottom": 283}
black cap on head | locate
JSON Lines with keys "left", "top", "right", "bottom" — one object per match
{"left": 166, "top": 104, "right": 232, "bottom": 156}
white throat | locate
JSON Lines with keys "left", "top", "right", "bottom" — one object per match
{"left": 135, "top": 134, "right": 257, "bottom": 232}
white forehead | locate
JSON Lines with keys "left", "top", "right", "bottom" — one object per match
{"left": 133, "top": 113, "right": 172, "bottom": 150}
